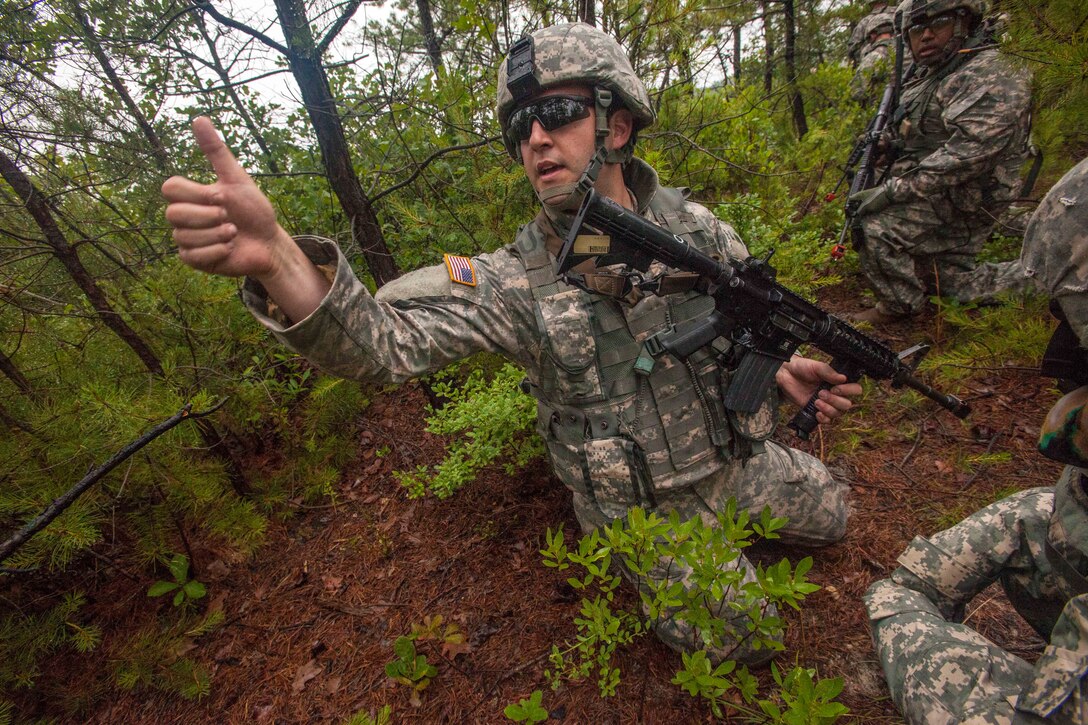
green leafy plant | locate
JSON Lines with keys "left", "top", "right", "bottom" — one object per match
{"left": 385, "top": 635, "right": 437, "bottom": 707}
{"left": 344, "top": 705, "right": 392, "bottom": 725}
{"left": 147, "top": 554, "right": 207, "bottom": 608}
{"left": 540, "top": 503, "right": 847, "bottom": 721}
{"left": 760, "top": 663, "right": 849, "bottom": 724}
{"left": 504, "top": 690, "right": 549, "bottom": 723}
{"left": 394, "top": 361, "right": 543, "bottom": 499}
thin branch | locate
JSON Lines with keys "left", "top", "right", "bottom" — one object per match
{"left": 371, "top": 136, "right": 499, "bottom": 204}
{"left": 191, "top": 0, "right": 291, "bottom": 57}
{"left": 316, "top": 0, "right": 364, "bottom": 56}
{"left": 0, "top": 400, "right": 227, "bottom": 565}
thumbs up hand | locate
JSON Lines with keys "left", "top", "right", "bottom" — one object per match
{"left": 162, "top": 117, "right": 290, "bottom": 279}
{"left": 163, "top": 117, "right": 331, "bottom": 322}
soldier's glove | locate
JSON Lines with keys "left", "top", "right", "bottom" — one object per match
{"left": 850, "top": 181, "right": 893, "bottom": 217}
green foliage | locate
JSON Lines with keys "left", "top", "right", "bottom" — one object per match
{"left": 1000, "top": 0, "right": 1088, "bottom": 158}
{"left": 344, "top": 705, "right": 393, "bottom": 725}
{"left": 384, "top": 636, "right": 437, "bottom": 707}
{"left": 504, "top": 690, "right": 549, "bottom": 723}
{"left": 761, "top": 663, "right": 849, "bottom": 724}
{"left": 0, "top": 592, "right": 99, "bottom": 692}
{"left": 540, "top": 504, "right": 846, "bottom": 721}
{"left": 922, "top": 294, "right": 1053, "bottom": 386}
{"left": 394, "top": 362, "right": 543, "bottom": 499}
{"left": 147, "top": 554, "right": 207, "bottom": 608}
{"left": 111, "top": 608, "right": 224, "bottom": 701}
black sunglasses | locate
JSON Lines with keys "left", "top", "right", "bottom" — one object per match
{"left": 906, "top": 12, "right": 956, "bottom": 40}
{"left": 506, "top": 95, "right": 594, "bottom": 144}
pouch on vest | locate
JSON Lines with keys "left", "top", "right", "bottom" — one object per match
{"left": 537, "top": 288, "right": 604, "bottom": 401}
{"left": 584, "top": 437, "right": 651, "bottom": 520}
{"left": 722, "top": 366, "right": 779, "bottom": 459}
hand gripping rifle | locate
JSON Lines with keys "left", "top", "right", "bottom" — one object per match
{"left": 557, "top": 189, "right": 970, "bottom": 440}
{"left": 830, "top": 11, "right": 911, "bottom": 260}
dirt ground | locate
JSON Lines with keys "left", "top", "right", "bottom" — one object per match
{"left": 6, "top": 286, "right": 1063, "bottom": 724}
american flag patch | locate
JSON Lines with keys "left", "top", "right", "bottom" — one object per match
{"left": 444, "top": 254, "right": 477, "bottom": 286}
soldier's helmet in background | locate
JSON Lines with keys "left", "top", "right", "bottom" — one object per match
{"left": 1023, "top": 157, "right": 1088, "bottom": 346}
{"left": 894, "top": 0, "right": 989, "bottom": 32}
{"left": 495, "top": 23, "right": 655, "bottom": 159}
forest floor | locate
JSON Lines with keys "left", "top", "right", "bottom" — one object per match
{"left": 9, "top": 278, "right": 1062, "bottom": 724}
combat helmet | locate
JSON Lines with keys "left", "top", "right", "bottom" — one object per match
{"left": 1023, "top": 157, "right": 1088, "bottom": 347}
{"left": 895, "top": 0, "right": 988, "bottom": 29}
{"left": 496, "top": 23, "right": 655, "bottom": 164}
{"left": 1023, "top": 158, "right": 1088, "bottom": 593}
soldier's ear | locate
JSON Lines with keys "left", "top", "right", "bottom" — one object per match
{"left": 608, "top": 108, "right": 634, "bottom": 150}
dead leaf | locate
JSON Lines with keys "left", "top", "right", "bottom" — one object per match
{"left": 205, "top": 559, "right": 231, "bottom": 579}
{"left": 254, "top": 704, "right": 275, "bottom": 724}
{"left": 325, "top": 675, "right": 342, "bottom": 694}
{"left": 292, "top": 658, "right": 322, "bottom": 693}
{"left": 934, "top": 459, "right": 952, "bottom": 474}
{"left": 442, "top": 639, "right": 472, "bottom": 659}
{"left": 322, "top": 575, "right": 344, "bottom": 593}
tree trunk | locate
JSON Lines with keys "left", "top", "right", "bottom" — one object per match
{"left": 578, "top": 0, "right": 596, "bottom": 26}
{"left": 0, "top": 347, "right": 33, "bottom": 396}
{"left": 0, "top": 148, "right": 165, "bottom": 376}
{"left": 761, "top": 1, "right": 775, "bottom": 95}
{"left": 783, "top": 0, "right": 808, "bottom": 138}
{"left": 272, "top": 0, "right": 400, "bottom": 287}
{"left": 67, "top": 0, "right": 171, "bottom": 173}
{"left": 415, "top": 0, "right": 443, "bottom": 73}
{"left": 733, "top": 24, "right": 742, "bottom": 83}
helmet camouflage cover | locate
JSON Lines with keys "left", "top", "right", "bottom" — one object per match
{"left": 495, "top": 23, "right": 655, "bottom": 145}
{"left": 1022, "top": 157, "right": 1088, "bottom": 347}
{"left": 1025, "top": 158, "right": 1088, "bottom": 584}
{"left": 894, "top": 0, "right": 988, "bottom": 32}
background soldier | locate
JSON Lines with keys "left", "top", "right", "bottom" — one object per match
{"left": 847, "top": 0, "right": 1033, "bottom": 325}
{"left": 162, "top": 24, "right": 861, "bottom": 663}
{"left": 864, "top": 157, "right": 1088, "bottom": 723}
{"left": 849, "top": 0, "right": 900, "bottom": 103}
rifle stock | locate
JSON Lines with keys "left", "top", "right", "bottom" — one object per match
{"left": 559, "top": 189, "right": 970, "bottom": 440}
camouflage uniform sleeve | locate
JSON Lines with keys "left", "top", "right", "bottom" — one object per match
{"left": 685, "top": 201, "right": 750, "bottom": 260}
{"left": 891, "top": 52, "right": 1031, "bottom": 201}
{"left": 871, "top": 487, "right": 1057, "bottom": 619}
{"left": 241, "top": 236, "right": 537, "bottom": 384}
{"left": 1016, "top": 594, "right": 1088, "bottom": 717}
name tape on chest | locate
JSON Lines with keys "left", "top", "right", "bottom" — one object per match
{"left": 573, "top": 234, "right": 611, "bottom": 256}
{"left": 444, "top": 253, "right": 477, "bottom": 287}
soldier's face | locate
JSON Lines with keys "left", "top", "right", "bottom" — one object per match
{"left": 516, "top": 83, "right": 631, "bottom": 201}
{"left": 516, "top": 83, "right": 599, "bottom": 198}
{"left": 907, "top": 12, "right": 959, "bottom": 66}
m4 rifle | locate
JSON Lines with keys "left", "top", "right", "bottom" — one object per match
{"left": 830, "top": 10, "right": 910, "bottom": 260}
{"left": 557, "top": 189, "right": 970, "bottom": 440}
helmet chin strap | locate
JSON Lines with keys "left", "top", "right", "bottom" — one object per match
{"left": 538, "top": 146, "right": 608, "bottom": 238}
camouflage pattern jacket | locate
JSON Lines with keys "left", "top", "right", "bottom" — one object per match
{"left": 242, "top": 159, "right": 772, "bottom": 509}
{"left": 885, "top": 47, "right": 1032, "bottom": 218}
{"left": 866, "top": 467, "right": 1088, "bottom": 720}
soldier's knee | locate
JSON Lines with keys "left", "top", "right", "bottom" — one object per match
{"left": 651, "top": 617, "right": 782, "bottom": 667}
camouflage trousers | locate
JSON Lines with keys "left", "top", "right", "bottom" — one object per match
{"left": 864, "top": 487, "right": 1085, "bottom": 724}
{"left": 857, "top": 195, "right": 1031, "bottom": 316}
{"left": 572, "top": 440, "right": 848, "bottom": 665}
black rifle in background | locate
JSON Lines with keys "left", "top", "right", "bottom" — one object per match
{"left": 830, "top": 11, "right": 911, "bottom": 260}
{"left": 558, "top": 189, "right": 970, "bottom": 440}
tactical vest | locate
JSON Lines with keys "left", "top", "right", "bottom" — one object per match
{"left": 513, "top": 189, "right": 775, "bottom": 517}
{"left": 896, "top": 47, "right": 978, "bottom": 161}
